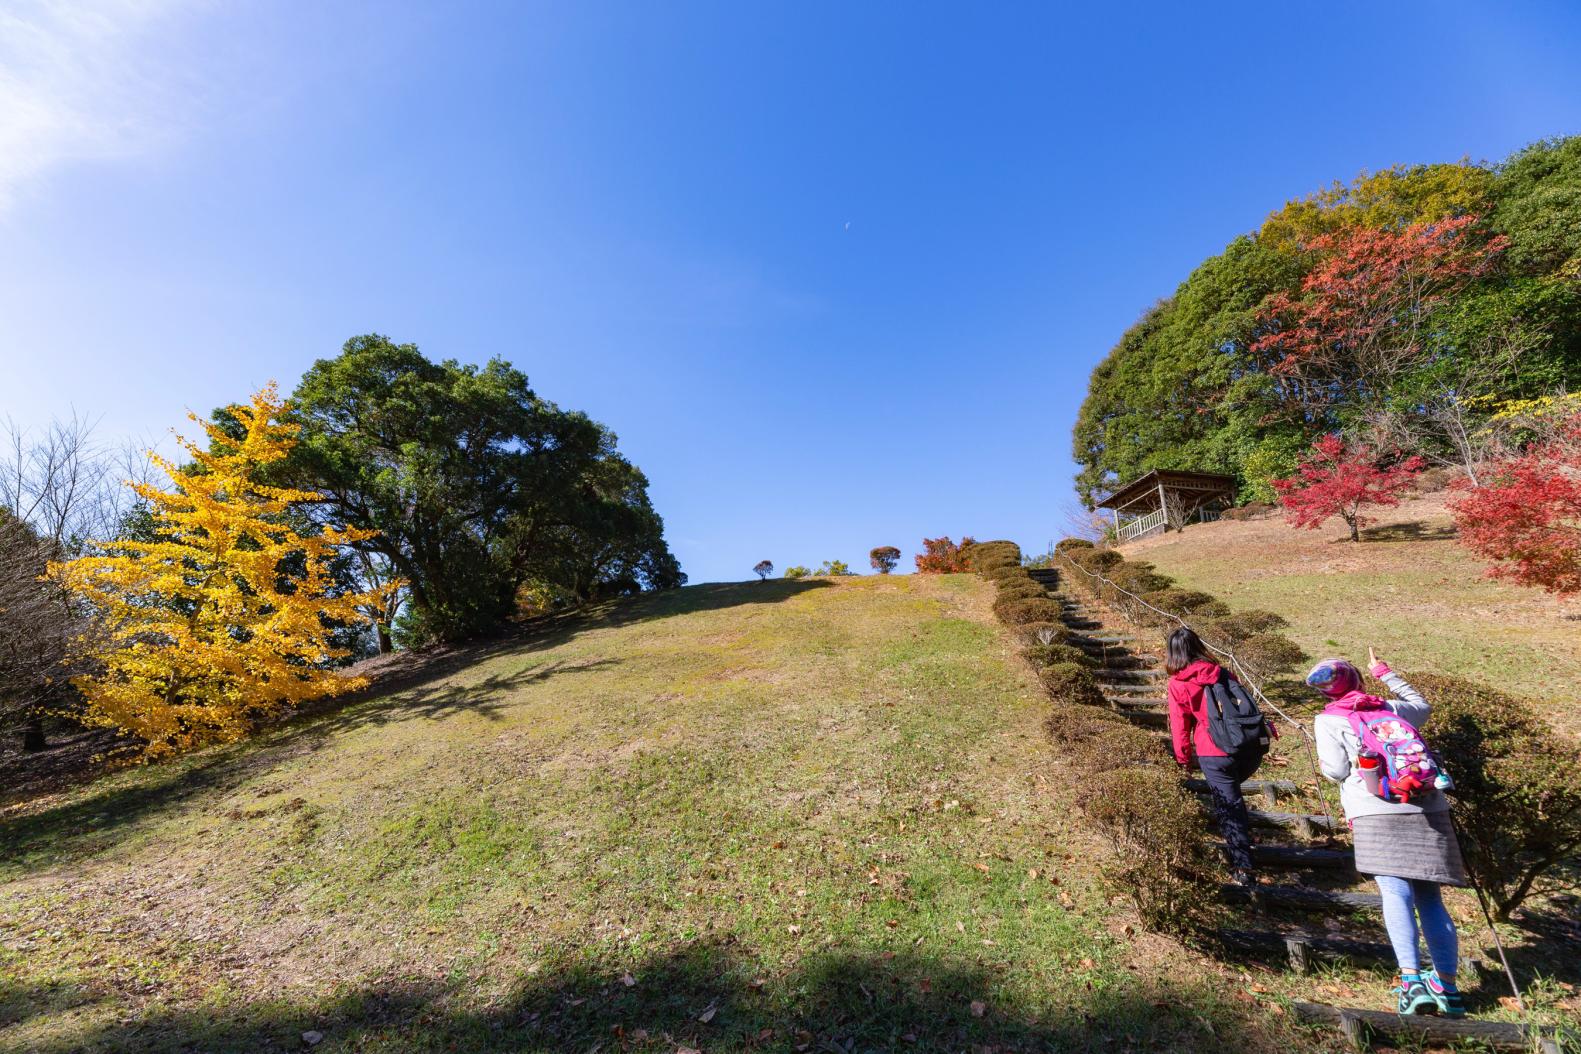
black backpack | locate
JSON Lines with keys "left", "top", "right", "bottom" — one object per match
{"left": 1204, "top": 669, "right": 1271, "bottom": 761}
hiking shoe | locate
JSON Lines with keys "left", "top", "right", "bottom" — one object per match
{"left": 1424, "top": 971, "right": 1465, "bottom": 1018}
{"left": 1394, "top": 975, "right": 1436, "bottom": 1015}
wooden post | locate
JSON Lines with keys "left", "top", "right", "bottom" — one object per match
{"left": 1156, "top": 479, "right": 1169, "bottom": 529}
{"left": 1285, "top": 936, "right": 1311, "bottom": 974}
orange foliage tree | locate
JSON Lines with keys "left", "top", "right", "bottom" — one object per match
{"left": 914, "top": 536, "right": 976, "bottom": 573}
{"left": 53, "top": 385, "right": 395, "bottom": 758}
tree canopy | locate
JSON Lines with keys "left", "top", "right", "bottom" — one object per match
{"left": 285, "top": 335, "right": 682, "bottom": 644}
{"left": 1073, "top": 137, "right": 1581, "bottom": 507}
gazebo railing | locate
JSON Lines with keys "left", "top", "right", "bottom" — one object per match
{"left": 1116, "top": 507, "right": 1167, "bottom": 542}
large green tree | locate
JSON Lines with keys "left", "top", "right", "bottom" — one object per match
{"left": 1073, "top": 137, "right": 1581, "bottom": 507}
{"left": 286, "top": 335, "right": 683, "bottom": 644}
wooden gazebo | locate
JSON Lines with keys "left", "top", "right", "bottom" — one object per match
{"left": 1097, "top": 469, "right": 1237, "bottom": 544}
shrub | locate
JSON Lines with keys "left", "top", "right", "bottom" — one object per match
{"left": 995, "top": 578, "right": 1046, "bottom": 602}
{"left": 992, "top": 596, "right": 1063, "bottom": 625}
{"left": 1411, "top": 674, "right": 1581, "bottom": 920}
{"left": 1198, "top": 609, "right": 1288, "bottom": 643}
{"left": 966, "top": 540, "right": 1021, "bottom": 572}
{"left": 1107, "top": 562, "right": 1173, "bottom": 596}
{"left": 915, "top": 536, "right": 975, "bottom": 573}
{"left": 1014, "top": 622, "right": 1068, "bottom": 648}
{"left": 985, "top": 564, "right": 1029, "bottom": 584}
{"left": 869, "top": 546, "right": 901, "bottom": 574}
{"left": 1067, "top": 547, "right": 1122, "bottom": 574}
{"left": 783, "top": 566, "right": 810, "bottom": 579}
{"left": 1219, "top": 503, "right": 1272, "bottom": 522}
{"left": 1037, "top": 662, "right": 1105, "bottom": 708}
{"left": 1140, "top": 588, "right": 1229, "bottom": 620}
{"left": 1226, "top": 632, "right": 1308, "bottom": 681}
{"left": 1025, "top": 642, "right": 1095, "bottom": 669}
{"left": 1078, "top": 768, "right": 1224, "bottom": 938}
{"left": 1054, "top": 538, "right": 1095, "bottom": 553}
{"left": 814, "top": 559, "right": 853, "bottom": 576}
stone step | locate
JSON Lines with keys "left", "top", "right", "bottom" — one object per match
{"left": 1218, "top": 884, "right": 1381, "bottom": 911}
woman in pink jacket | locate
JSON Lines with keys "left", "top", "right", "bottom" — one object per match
{"left": 1166, "top": 626, "right": 1258, "bottom": 885}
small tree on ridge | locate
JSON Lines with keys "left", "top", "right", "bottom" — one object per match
{"left": 753, "top": 560, "right": 774, "bottom": 582}
{"left": 869, "top": 546, "right": 900, "bottom": 574}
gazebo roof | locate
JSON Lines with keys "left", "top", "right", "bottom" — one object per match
{"left": 1096, "top": 469, "right": 1237, "bottom": 512}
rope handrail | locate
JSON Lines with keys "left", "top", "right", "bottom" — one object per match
{"left": 1052, "top": 552, "right": 1341, "bottom": 830}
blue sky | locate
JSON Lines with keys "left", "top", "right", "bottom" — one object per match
{"left": 4, "top": 2, "right": 1580, "bottom": 583}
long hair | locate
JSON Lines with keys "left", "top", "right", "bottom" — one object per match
{"left": 1166, "top": 626, "right": 1209, "bottom": 675}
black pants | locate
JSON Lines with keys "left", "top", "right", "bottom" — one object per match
{"left": 1199, "top": 753, "right": 1259, "bottom": 871}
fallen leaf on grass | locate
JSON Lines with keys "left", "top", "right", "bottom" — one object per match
{"left": 620, "top": 973, "right": 637, "bottom": 987}
{"left": 698, "top": 1004, "right": 717, "bottom": 1024}
{"left": 973, "top": 862, "right": 991, "bottom": 875}
{"left": 969, "top": 1000, "right": 987, "bottom": 1018}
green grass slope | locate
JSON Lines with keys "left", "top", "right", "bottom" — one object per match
{"left": 1129, "top": 491, "right": 1581, "bottom": 737}
{"left": 0, "top": 575, "right": 1307, "bottom": 1054}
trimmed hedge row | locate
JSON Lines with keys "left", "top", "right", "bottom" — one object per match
{"left": 972, "top": 541, "right": 1224, "bottom": 939}
{"left": 1058, "top": 546, "right": 1307, "bottom": 682}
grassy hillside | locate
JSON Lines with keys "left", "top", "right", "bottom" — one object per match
{"left": 0, "top": 575, "right": 1308, "bottom": 1054}
{"left": 1130, "top": 492, "right": 1581, "bottom": 737}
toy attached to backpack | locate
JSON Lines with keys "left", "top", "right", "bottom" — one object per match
{"left": 1345, "top": 710, "right": 1451, "bottom": 802}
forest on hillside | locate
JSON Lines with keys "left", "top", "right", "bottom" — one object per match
{"left": 1073, "top": 136, "right": 1581, "bottom": 507}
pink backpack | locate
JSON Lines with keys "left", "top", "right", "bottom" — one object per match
{"left": 1347, "top": 710, "right": 1440, "bottom": 803}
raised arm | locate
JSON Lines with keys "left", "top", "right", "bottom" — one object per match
{"left": 1369, "top": 647, "right": 1429, "bottom": 720}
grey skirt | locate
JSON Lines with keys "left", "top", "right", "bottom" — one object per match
{"left": 1352, "top": 809, "right": 1469, "bottom": 886}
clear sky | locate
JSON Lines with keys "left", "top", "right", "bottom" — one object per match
{"left": 3, "top": 2, "right": 1580, "bottom": 583}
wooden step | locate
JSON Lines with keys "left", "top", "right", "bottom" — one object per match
{"left": 1096, "top": 670, "right": 1166, "bottom": 684}
{"left": 1247, "top": 808, "right": 1340, "bottom": 837}
{"left": 1229, "top": 844, "right": 1352, "bottom": 871}
{"left": 1183, "top": 778, "right": 1297, "bottom": 805}
{"left": 1221, "top": 929, "right": 1392, "bottom": 969}
{"left": 1218, "top": 884, "right": 1381, "bottom": 911}
{"left": 1289, "top": 1001, "right": 1566, "bottom": 1053}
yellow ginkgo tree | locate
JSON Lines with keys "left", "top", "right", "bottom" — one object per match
{"left": 54, "top": 383, "right": 396, "bottom": 758}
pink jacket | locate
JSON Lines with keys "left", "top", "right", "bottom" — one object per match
{"left": 1167, "top": 659, "right": 1232, "bottom": 765}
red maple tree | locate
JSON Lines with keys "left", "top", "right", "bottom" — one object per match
{"left": 1273, "top": 435, "right": 1424, "bottom": 542}
{"left": 1449, "top": 411, "right": 1581, "bottom": 594}
{"left": 1252, "top": 215, "right": 1505, "bottom": 407}
{"left": 914, "top": 536, "right": 976, "bottom": 573}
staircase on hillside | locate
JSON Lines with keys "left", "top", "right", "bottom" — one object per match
{"left": 1027, "top": 567, "right": 1562, "bottom": 1053}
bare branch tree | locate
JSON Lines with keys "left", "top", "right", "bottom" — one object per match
{"left": 0, "top": 416, "right": 150, "bottom": 750}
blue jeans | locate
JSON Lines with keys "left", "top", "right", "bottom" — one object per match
{"left": 1199, "top": 754, "right": 1259, "bottom": 871}
{"left": 1375, "top": 875, "right": 1458, "bottom": 978}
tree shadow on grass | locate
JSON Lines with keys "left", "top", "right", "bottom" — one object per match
{"left": 5, "top": 939, "right": 1286, "bottom": 1054}
{"left": 1357, "top": 520, "right": 1459, "bottom": 543}
{"left": 0, "top": 580, "right": 831, "bottom": 858}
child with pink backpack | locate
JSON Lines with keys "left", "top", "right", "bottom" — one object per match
{"left": 1310, "top": 648, "right": 1467, "bottom": 1018}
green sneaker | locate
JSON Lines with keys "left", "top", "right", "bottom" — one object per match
{"left": 1394, "top": 974, "right": 1436, "bottom": 1015}
{"left": 1424, "top": 971, "right": 1465, "bottom": 1018}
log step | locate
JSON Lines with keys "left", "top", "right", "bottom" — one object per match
{"left": 1218, "top": 884, "right": 1381, "bottom": 911}
{"left": 1247, "top": 808, "right": 1340, "bottom": 836}
{"left": 1183, "top": 777, "right": 1298, "bottom": 803}
{"left": 1229, "top": 844, "right": 1352, "bottom": 871}
{"left": 1288, "top": 1000, "right": 1567, "bottom": 1053}
{"left": 1220, "top": 929, "right": 1392, "bottom": 967}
